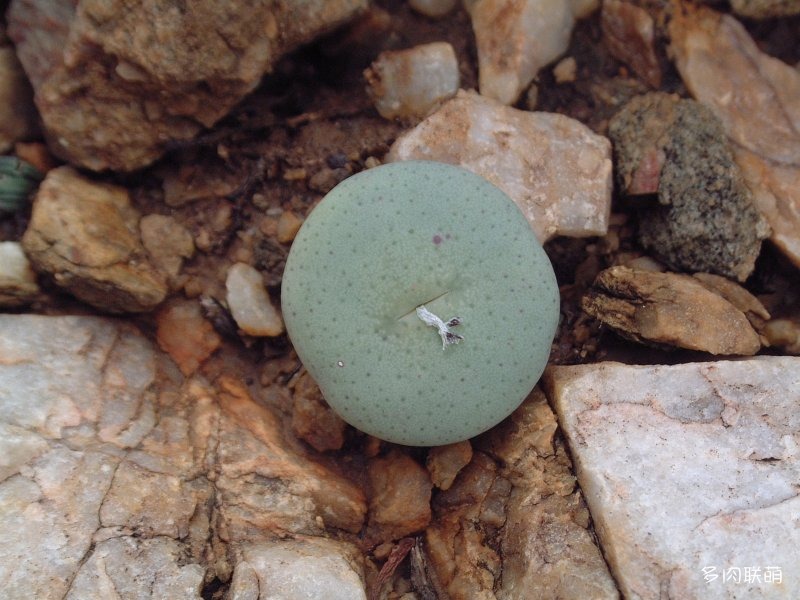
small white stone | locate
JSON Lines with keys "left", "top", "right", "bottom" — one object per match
{"left": 0, "top": 241, "right": 36, "bottom": 284}
{"left": 387, "top": 90, "right": 612, "bottom": 242}
{"left": 546, "top": 357, "right": 800, "bottom": 599}
{"left": 365, "top": 42, "right": 460, "bottom": 120}
{"left": 409, "top": 0, "right": 457, "bottom": 18}
{"left": 467, "top": 0, "right": 575, "bottom": 104}
{"left": 225, "top": 262, "right": 284, "bottom": 336}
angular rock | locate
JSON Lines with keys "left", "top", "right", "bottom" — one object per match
{"left": 423, "top": 390, "right": 618, "bottom": 599}
{"left": 0, "top": 315, "right": 368, "bottom": 598}
{"left": 670, "top": 5, "right": 800, "bottom": 268}
{"left": 609, "top": 92, "right": 769, "bottom": 281}
{"left": 601, "top": 0, "right": 661, "bottom": 88}
{"left": 546, "top": 358, "right": 800, "bottom": 600}
{"left": 139, "top": 213, "right": 195, "bottom": 282}
{"left": 225, "top": 262, "right": 284, "bottom": 337}
{"left": 763, "top": 318, "right": 800, "bottom": 355}
{"left": 0, "top": 241, "right": 39, "bottom": 307}
{"left": 21, "top": 166, "right": 167, "bottom": 313}
{"left": 367, "top": 451, "right": 433, "bottom": 545}
{"left": 692, "top": 272, "right": 770, "bottom": 330}
{"left": 365, "top": 42, "right": 460, "bottom": 120}
{"left": 387, "top": 90, "right": 612, "bottom": 242}
{"left": 0, "top": 45, "right": 37, "bottom": 153}
{"left": 7, "top": 0, "right": 367, "bottom": 172}
{"left": 582, "top": 266, "right": 762, "bottom": 355}
{"left": 291, "top": 370, "right": 347, "bottom": 453}
{"left": 466, "top": 0, "right": 575, "bottom": 105}
{"left": 426, "top": 441, "right": 473, "bottom": 491}
{"left": 155, "top": 299, "right": 221, "bottom": 376}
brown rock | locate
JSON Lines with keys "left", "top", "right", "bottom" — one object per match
{"left": 692, "top": 272, "right": 770, "bottom": 330}
{"left": 669, "top": 4, "right": 800, "bottom": 268}
{"left": 421, "top": 390, "right": 618, "bottom": 599}
{"left": 0, "top": 46, "right": 37, "bottom": 153}
{"left": 22, "top": 167, "right": 167, "bottom": 312}
{"left": 582, "top": 266, "right": 762, "bottom": 355}
{"left": 601, "top": 0, "right": 661, "bottom": 88}
{"left": 139, "top": 214, "right": 195, "bottom": 282}
{"left": 291, "top": 371, "right": 347, "bottom": 452}
{"left": 156, "top": 299, "right": 221, "bottom": 376}
{"left": 7, "top": 0, "right": 368, "bottom": 172}
{"left": 426, "top": 441, "right": 473, "bottom": 491}
{"left": 367, "top": 451, "right": 432, "bottom": 544}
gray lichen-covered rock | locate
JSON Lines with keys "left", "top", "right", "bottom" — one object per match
{"left": 21, "top": 166, "right": 168, "bottom": 313}
{"left": 7, "top": 0, "right": 367, "bottom": 172}
{"left": 609, "top": 92, "right": 769, "bottom": 281}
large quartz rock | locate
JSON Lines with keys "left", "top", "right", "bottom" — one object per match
{"left": 0, "top": 315, "right": 367, "bottom": 599}
{"left": 6, "top": 0, "right": 367, "bottom": 172}
{"left": 669, "top": 5, "right": 800, "bottom": 269}
{"left": 387, "top": 90, "right": 612, "bottom": 242}
{"left": 546, "top": 357, "right": 800, "bottom": 600}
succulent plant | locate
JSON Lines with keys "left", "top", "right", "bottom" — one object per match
{"left": 0, "top": 156, "right": 43, "bottom": 213}
{"left": 281, "top": 160, "right": 559, "bottom": 446}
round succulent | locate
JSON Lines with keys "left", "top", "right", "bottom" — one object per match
{"left": 281, "top": 160, "right": 559, "bottom": 446}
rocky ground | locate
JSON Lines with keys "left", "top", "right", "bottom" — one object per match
{"left": 0, "top": 0, "right": 799, "bottom": 599}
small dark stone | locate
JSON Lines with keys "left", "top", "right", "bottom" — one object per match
{"left": 609, "top": 92, "right": 770, "bottom": 281}
{"left": 326, "top": 152, "right": 349, "bottom": 169}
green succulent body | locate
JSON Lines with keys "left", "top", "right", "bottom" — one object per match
{"left": 282, "top": 161, "right": 559, "bottom": 446}
{"left": 0, "top": 157, "right": 42, "bottom": 213}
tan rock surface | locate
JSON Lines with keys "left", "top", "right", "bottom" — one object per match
{"left": 582, "top": 266, "right": 762, "bottom": 355}
{"left": 426, "top": 441, "right": 473, "bottom": 491}
{"left": 0, "top": 315, "right": 368, "bottom": 598}
{"left": 0, "top": 46, "right": 37, "bottom": 153}
{"left": 139, "top": 213, "right": 195, "bottom": 282}
{"left": 155, "top": 299, "right": 222, "bottom": 376}
{"left": 546, "top": 358, "right": 800, "bottom": 599}
{"left": 367, "top": 451, "right": 433, "bottom": 545}
{"left": 22, "top": 166, "right": 167, "bottom": 313}
{"left": 291, "top": 370, "right": 347, "bottom": 453}
{"left": 387, "top": 90, "right": 612, "bottom": 242}
{"left": 7, "top": 0, "right": 367, "bottom": 171}
{"left": 670, "top": 4, "right": 800, "bottom": 268}
{"left": 422, "top": 390, "right": 618, "bottom": 599}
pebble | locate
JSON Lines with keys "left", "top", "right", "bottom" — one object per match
{"left": 466, "top": 0, "right": 576, "bottom": 104}
{"left": 0, "top": 241, "right": 39, "bottom": 307}
{"left": 21, "top": 166, "right": 167, "bottom": 313}
{"left": 225, "top": 262, "right": 284, "bottom": 337}
{"left": 670, "top": 5, "right": 800, "bottom": 269}
{"left": 546, "top": 357, "right": 800, "bottom": 599}
{"left": 155, "top": 299, "right": 221, "bottom": 376}
{"left": 601, "top": 0, "right": 661, "bottom": 88}
{"left": 387, "top": 90, "right": 612, "bottom": 242}
{"left": 609, "top": 92, "right": 769, "bottom": 281}
{"left": 692, "top": 272, "right": 770, "bottom": 330}
{"left": 582, "top": 266, "right": 762, "bottom": 355}
{"left": 365, "top": 42, "right": 459, "bottom": 120}
{"left": 276, "top": 210, "right": 304, "bottom": 243}
{"left": 139, "top": 214, "right": 195, "bottom": 281}
{"left": 409, "top": 0, "right": 458, "bottom": 18}
{"left": 366, "top": 451, "right": 432, "bottom": 545}
{"left": 764, "top": 319, "right": 800, "bottom": 354}
{"left": 729, "top": 0, "right": 800, "bottom": 18}
{"left": 290, "top": 371, "right": 347, "bottom": 452}
{"left": 552, "top": 56, "right": 577, "bottom": 84}
{"left": 426, "top": 441, "right": 473, "bottom": 491}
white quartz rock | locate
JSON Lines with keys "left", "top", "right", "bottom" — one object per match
{"left": 0, "top": 241, "right": 38, "bottom": 307}
{"left": 466, "top": 0, "right": 575, "bottom": 104}
{"left": 546, "top": 357, "right": 800, "bottom": 600}
{"left": 225, "top": 262, "right": 284, "bottom": 336}
{"left": 387, "top": 90, "right": 612, "bottom": 242}
{"left": 365, "top": 42, "right": 460, "bottom": 120}
{"left": 230, "top": 539, "right": 367, "bottom": 600}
